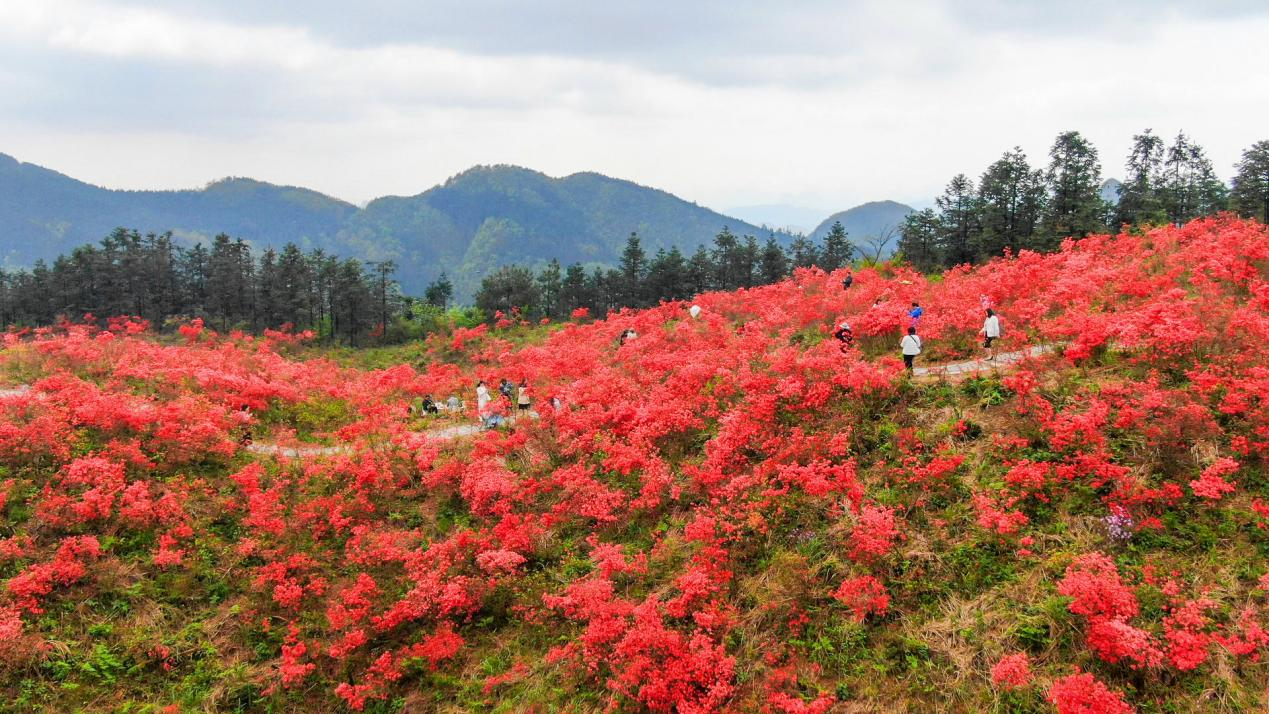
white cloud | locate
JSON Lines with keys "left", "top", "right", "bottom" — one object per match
{"left": 0, "top": 0, "right": 1266, "bottom": 211}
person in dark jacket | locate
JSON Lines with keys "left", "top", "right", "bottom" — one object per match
{"left": 833, "top": 321, "right": 854, "bottom": 353}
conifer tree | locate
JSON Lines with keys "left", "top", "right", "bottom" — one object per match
{"left": 1160, "top": 133, "right": 1228, "bottom": 225}
{"left": 819, "top": 221, "right": 855, "bottom": 271}
{"left": 1231, "top": 140, "right": 1269, "bottom": 224}
{"left": 1115, "top": 129, "right": 1167, "bottom": 226}
{"left": 935, "top": 174, "right": 979, "bottom": 266}
{"left": 1043, "top": 131, "right": 1107, "bottom": 244}
{"left": 976, "top": 147, "right": 1046, "bottom": 258}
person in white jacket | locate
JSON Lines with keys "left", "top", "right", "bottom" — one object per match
{"left": 981, "top": 308, "right": 1001, "bottom": 360}
{"left": 900, "top": 326, "right": 922, "bottom": 372}
{"left": 476, "top": 380, "right": 491, "bottom": 422}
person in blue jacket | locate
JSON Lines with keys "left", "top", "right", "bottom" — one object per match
{"left": 908, "top": 302, "right": 924, "bottom": 326}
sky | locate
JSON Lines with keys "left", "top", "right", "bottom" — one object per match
{"left": 1, "top": 0, "right": 1267, "bottom": 219}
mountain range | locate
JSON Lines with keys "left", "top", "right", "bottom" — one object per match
{"left": 0, "top": 152, "right": 911, "bottom": 296}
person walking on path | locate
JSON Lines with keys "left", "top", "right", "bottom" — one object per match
{"left": 900, "top": 326, "right": 922, "bottom": 372}
{"left": 980, "top": 308, "right": 1001, "bottom": 360}
{"left": 476, "top": 380, "right": 492, "bottom": 423}
{"left": 833, "top": 320, "right": 854, "bottom": 354}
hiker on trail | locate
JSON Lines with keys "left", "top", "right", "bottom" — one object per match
{"left": 498, "top": 378, "right": 514, "bottom": 401}
{"left": 900, "top": 326, "right": 922, "bottom": 372}
{"left": 842, "top": 270, "right": 854, "bottom": 290}
{"left": 476, "top": 380, "right": 491, "bottom": 421}
{"left": 833, "top": 321, "right": 854, "bottom": 353}
{"left": 981, "top": 308, "right": 1001, "bottom": 361}
{"left": 908, "top": 302, "right": 924, "bottom": 326}
{"left": 238, "top": 404, "right": 254, "bottom": 446}
{"left": 517, "top": 380, "right": 532, "bottom": 412}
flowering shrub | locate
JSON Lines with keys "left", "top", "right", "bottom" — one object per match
{"left": 1047, "top": 671, "right": 1135, "bottom": 714}
{"left": 0, "top": 217, "right": 1266, "bottom": 710}
{"left": 990, "top": 652, "right": 1032, "bottom": 689}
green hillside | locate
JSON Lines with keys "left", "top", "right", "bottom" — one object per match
{"left": 0, "top": 155, "right": 791, "bottom": 296}
{"left": 810, "top": 200, "right": 915, "bottom": 258}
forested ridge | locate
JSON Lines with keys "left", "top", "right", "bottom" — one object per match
{"left": 897, "top": 130, "right": 1269, "bottom": 270}
{"left": 3, "top": 130, "right": 1267, "bottom": 343}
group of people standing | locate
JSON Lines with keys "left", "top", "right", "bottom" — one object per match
{"left": 475, "top": 378, "right": 535, "bottom": 428}
{"left": 836, "top": 272, "right": 1003, "bottom": 372}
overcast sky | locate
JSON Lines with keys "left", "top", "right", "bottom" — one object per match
{"left": 1, "top": 0, "right": 1266, "bottom": 214}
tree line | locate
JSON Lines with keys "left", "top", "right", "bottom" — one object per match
{"left": 897, "top": 131, "right": 1269, "bottom": 271}
{"left": 3, "top": 131, "right": 1267, "bottom": 335}
{"left": 472, "top": 223, "right": 858, "bottom": 320}
{"left": 0, "top": 229, "right": 406, "bottom": 344}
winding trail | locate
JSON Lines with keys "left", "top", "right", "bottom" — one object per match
{"left": 912, "top": 343, "right": 1057, "bottom": 379}
{"left": 2, "top": 344, "right": 1062, "bottom": 459}
{"left": 244, "top": 422, "right": 485, "bottom": 458}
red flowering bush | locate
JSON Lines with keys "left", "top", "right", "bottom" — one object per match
{"left": 990, "top": 652, "right": 1032, "bottom": 689}
{"left": 1047, "top": 671, "right": 1134, "bottom": 714}
{"left": 0, "top": 217, "right": 1266, "bottom": 710}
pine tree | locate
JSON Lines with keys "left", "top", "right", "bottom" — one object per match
{"left": 536, "top": 260, "right": 563, "bottom": 318}
{"left": 976, "top": 147, "right": 1046, "bottom": 258}
{"left": 819, "top": 221, "right": 855, "bottom": 271}
{"left": 739, "top": 235, "right": 760, "bottom": 288}
{"left": 936, "top": 174, "right": 979, "bottom": 266}
{"left": 1160, "top": 133, "right": 1228, "bottom": 225}
{"left": 424, "top": 273, "right": 454, "bottom": 309}
{"left": 710, "top": 228, "right": 744, "bottom": 290}
{"left": 1231, "top": 140, "right": 1269, "bottom": 224}
{"left": 647, "top": 247, "right": 689, "bottom": 303}
{"left": 759, "top": 237, "right": 789, "bottom": 284}
{"left": 560, "top": 263, "right": 591, "bottom": 315}
{"left": 686, "top": 245, "right": 714, "bottom": 295}
{"left": 898, "top": 208, "right": 942, "bottom": 271}
{"left": 1042, "top": 131, "right": 1107, "bottom": 244}
{"left": 181, "top": 243, "right": 209, "bottom": 317}
{"left": 1115, "top": 129, "right": 1166, "bottom": 226}
{"left": 787, "top": 235, "right": 820, "bottom": 270}
{"left": 618, "top": 233, "right": 648, "bottom": 307}
{"left": 475, "top": 266, "right": 541, "bottom": 319}
{"left": 256, "top": 248, "right": 280, "bottom": 328}
{"left": 275, "top": 243, "right": 312, "bottom": 327}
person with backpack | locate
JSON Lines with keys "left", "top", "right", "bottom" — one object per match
{"left": 842, "top": 270, "right": 854, "bottom": 290}
{"left": 981, "top": 308, "right": 1001, "bottom": 360}
{"left": 833, "top": 320, "right": 854, "bottom": 353}
{"left": 900, "top": 326, "right": 922, "bottom": 372}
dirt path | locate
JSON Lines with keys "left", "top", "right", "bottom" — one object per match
{"left": 3, "top": 344, "right": 1061, "bottom": 459}
{"left": 244, "top": 422, "right": 486, "bottom": 458}
{"left": 912, "top": 343, "right": 1057, "bottom": 379}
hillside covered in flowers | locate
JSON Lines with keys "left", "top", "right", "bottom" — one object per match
{"left": 1, "top": 217, "right": 1267, "bottom": 712}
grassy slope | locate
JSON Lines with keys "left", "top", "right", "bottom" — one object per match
{"left": 0, "top": 218, "right": 1266, "bottom": 712}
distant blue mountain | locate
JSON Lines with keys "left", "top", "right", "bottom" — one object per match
{"left": 0, "top": 154, "right": 792, "bottom": 296}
